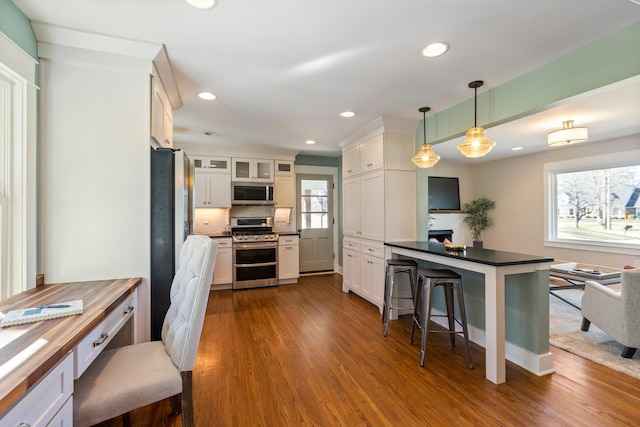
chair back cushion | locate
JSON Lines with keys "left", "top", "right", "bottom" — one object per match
{"left": 622, "top": 268, "right": 640, "bottom": 314}
{"left": 162, "top": 235, "right": 217, "bottom": 372}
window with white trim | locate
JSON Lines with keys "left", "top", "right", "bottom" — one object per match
{"left": 544, "top": 150, "right": 640, "bottom": 253}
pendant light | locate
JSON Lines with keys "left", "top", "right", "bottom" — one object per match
{"left": 547, "top": 120, "right": 588, "bottom": 146}
{"left": 412, "top": 107, "right": 440, "bottom": 168}
{"left": 457, "top": 80, "right": 495, "bottom": 158}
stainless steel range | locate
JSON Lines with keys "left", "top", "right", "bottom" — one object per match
{"left": 231, "top": 217, "right": 279, "bottom": 289}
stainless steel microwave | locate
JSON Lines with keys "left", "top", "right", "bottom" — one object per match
{"left": 232, "top": 183, "right": 275, "bottom": 205}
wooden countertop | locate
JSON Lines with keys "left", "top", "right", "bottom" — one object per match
{"left": 384, "top": 241, "right": 553, "bottom": 267}
{"left": 0, "top": 277, "right": 142, "bottom": 415}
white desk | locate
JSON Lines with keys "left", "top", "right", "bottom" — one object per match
{"left": 385, "top": 242, "right": 552, "bottom": 384}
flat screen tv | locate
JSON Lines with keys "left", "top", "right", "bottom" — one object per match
{"left": 428, "top": 176, "right": 461, "bottom": 211}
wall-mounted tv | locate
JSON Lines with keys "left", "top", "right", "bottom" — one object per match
{"left": 428, "top": 176, "right": 461, "bottom": 211}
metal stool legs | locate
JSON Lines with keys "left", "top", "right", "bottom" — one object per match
{"left": 382, "top": 259, "right": 418, "bottom": 336}
{"left": 411, "top": 269, "right": 473, "bottom": 369}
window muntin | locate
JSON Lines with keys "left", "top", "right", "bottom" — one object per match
{"left": 300, "top": 179, "right": 329, "bottom": 229}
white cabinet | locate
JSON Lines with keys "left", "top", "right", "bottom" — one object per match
{"left": 212, "top": 237, "right": 232, "bottom": 287}
{"left": 342, "top": 238, "right": 384, "bottom": 307}
{"left": 343, "top": 170, "right": 413, "bottom": 242}
{"left": 275, "top": 159, "right": 294, "bottom": 176}
{"left": 192, "top": 155, "right": 231, "bottom": 173}
{"left": 232, "top": 158, "right": 274, "bottom": 182}
{"left": 342, "top": 132, "right": 415, "bottom": 178}
{"left": 194, "top": 171, "right": 231, "bottom": 208}
{"left": 275, "top": 175, "right": 296, "bottom": 207}
{"left": 341, "top": 128, "right": 416, "bottom": 311}
{"left": 342, "top": 144, "right": 360, "bottom": 178}
{"left": 278, "top": 235, "right": 299, "bottom": 283}
{"left": 0, "top": 352, "right": 74, "bottom": 427}
{"left": 151, "top": 72, "right": 173, "bottom": 148}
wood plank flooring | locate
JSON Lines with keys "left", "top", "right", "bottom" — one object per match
{"left": 97, "top": 273, "right": 640, "bottom": 426}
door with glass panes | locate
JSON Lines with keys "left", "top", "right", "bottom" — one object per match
{"left": 297, "top": 174, "right": 334, "bottom": 272}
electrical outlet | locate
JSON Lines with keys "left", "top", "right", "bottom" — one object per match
{"left": 203, "top": 217, "right": 209, "bottom": 225}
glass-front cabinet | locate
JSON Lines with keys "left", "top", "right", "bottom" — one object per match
{"left": 192, "top": 155, "right": 230, "bottom": 173}
{"left": 232, "top": 158, "right": 274, "bottom": 182}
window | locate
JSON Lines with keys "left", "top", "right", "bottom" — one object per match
{"left": 300, "top": 179, "right": 329, "bottom": 229}
{"left": 545, "top": 150, "right": 640, "bottom": 254}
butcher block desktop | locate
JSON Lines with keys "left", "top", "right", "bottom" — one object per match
{"left": 384, "top": 241, "right": 553, "bottom": 384}
{"left": 0, "top": 277, "right": 141, "bottom": 423}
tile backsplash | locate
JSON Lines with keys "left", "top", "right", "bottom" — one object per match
{"left": 193, "top": 208, "right": 229, "bottom": 235}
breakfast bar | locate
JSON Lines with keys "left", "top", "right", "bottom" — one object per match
{"left": 384, "top": 241, "right": 553, "bottom": 384}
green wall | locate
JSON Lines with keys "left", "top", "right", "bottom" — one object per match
{"left": 1, "top": 0, "right": 37, "bottom": 59}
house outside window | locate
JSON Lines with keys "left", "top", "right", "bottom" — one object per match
{"left": 544, "top": 150, "right": 640, "bottom": 254}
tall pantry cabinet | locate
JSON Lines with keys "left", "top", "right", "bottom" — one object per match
{"left": 341, "top": 131, "right": 416, "bottom": 311}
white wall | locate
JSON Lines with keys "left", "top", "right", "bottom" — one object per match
{"left": 472, "top": 134, "right": 640, "bottom": 267}
{"left": 39, "top": 44, "right": 152, "bottom": 339}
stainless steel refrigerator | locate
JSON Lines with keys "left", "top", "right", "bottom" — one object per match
{"left": 150, "top": 147, "right": 192, "bottom": 340}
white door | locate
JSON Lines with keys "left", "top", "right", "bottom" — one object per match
{"left": 297, "top": 174, "right": 334, "bottom": 273}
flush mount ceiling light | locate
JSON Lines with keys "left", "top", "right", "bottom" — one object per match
{"left": 547, "top": 120, "right": 588, "bottom": 146}
{"left": 411, "top": 107, "right": 440, "bottom": 168}
{"left": 305, "top": 140, "right": 316, "bottom": 145}
{"left": 422, "top": 42, "right": 450, "bottom": 58}
{"left": 457, "top": 80, "right": 496, "bottom": 158}
{"left": 339, "top": 111, "right": 356, "bottom": 118}
{"left": 198, "top": 91, "right": 217, "bottom": 100}
{"left": 186, "top": 0, "right": 217, "bottom": 9}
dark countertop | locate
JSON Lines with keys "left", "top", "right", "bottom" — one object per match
{"left": 385, "top": 241, "right": 554, "bottom": 267}
{"left": 277, "top": 232, "right": 300, "bottom": 236}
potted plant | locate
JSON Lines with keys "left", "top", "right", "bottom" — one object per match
{"left": 463, "top": 197, "right": 496, "bottom": 248}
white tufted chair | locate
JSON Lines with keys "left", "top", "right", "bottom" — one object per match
{"left": 73, "top": 235, "right": 218, "bottom": 427}
{"left": 581, "top": 268, "right": 640, "bottom": 358}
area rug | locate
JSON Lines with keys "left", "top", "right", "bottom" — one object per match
{"left": 549, "top": 288, "right": 640, "bottom": 380}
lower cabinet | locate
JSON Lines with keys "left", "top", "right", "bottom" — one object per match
{"left": 278, "top": 235, "right": 300, "bottom": 284}
{"left": 342, "top": 237, "right": 385, "bottom": 311}
{"left": 212, "top": 237, "right": 233, "bottom": 288}
{"left": 0, "top": 352, "right": 74, "bottom": 426}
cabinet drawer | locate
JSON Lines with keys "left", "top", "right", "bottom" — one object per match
{"left": 0, "top": 352, "right": 73, "bottom": 427}
{"left": 343, "top": 237, "right": 361, "bottom": 252}
{"left": 360, "top": 241, "right": 384, "bottom": 258}
{"left": 279, "top": 235, "right": 299, "bottom": 246}
{"left": 214, "top": 237, "right": 232, "bottom": 248}
{"left": 74, "top": 290, "right": 137, "bottom": 379}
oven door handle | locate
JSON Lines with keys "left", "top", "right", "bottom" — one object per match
{"left": 233, "top": 242, "right": 278, "bottom": 250}
{"left": 234, "top": 261, "right": 277, "bottom": 268}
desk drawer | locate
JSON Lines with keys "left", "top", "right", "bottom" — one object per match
{"left": 74, "top": 290, "right": 137, "bottom": 379}
{"left": 0, "top": 352, "right": 73, "bottom": 427}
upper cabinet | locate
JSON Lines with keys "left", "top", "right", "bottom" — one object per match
{"left": 232, "top": 158, "right": 274, "bottom": 182}
{"left": 192, "top": 155, "right": 231, "bottom": 173}
{"left": 150, "top": 68, "right": 173, "bottom": 148}
{"left": 342, "top": 132, "right": 415, "bottom": 178}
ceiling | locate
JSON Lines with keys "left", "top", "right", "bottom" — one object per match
{"left": 11, "top": 0, "right": 640, "bottom": 160}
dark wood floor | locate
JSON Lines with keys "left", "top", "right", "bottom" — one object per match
{"left": 98, "top": 273, "right": 640, "bottom": 426}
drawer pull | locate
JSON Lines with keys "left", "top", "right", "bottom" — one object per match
{"left": 123, "top": 305, "right": 134, "bottom": 316}
{"left": 368, "top": 248, "right": 374, "bottom": 252}
{"left": 18, "top": 423, "right": 31, "bottom": 427}
{"left": 93, "top": 332, "right": 109, "bottom": 348}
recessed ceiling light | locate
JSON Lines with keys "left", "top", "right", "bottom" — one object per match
{"left": 422, "top": 42, "right": 450, "bottom": 58}
{"left": 186, "top": 0, "right": 217, "bottom": 10}
{"left": 198, "top": 91, "right": 217, "bottom": 100}
{"left": 512, "top": 147, "right": 523, "bottom": 151}
{"left": 305, "top": 140, "right": 316, "bottom": 145}
{"left": 339, "top": 111, "right": 356, "bottom": 118}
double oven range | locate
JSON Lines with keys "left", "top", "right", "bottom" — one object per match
{"left": 231, "top": 217, "right": 279, "bottom": 290}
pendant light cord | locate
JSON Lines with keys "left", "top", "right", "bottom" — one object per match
{"left": 473, "top": 86, "right": 477, "bottom": 127}
{"left": 423, "top": 110, "right": 427, "bottom": 144}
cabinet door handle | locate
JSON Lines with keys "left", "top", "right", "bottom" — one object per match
{"left": 93, "top": 332, "right": 109, "bottom": 348}
{"left": 18, "top": 423, "right": 31, "bottom": 427}
{"left": 123, "top": 305, "right": 134, "bottom": 316}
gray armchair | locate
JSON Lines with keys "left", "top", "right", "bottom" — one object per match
{"left": 581, "top": 268, "right": 640, "bottom": 358}
{"left": 73, "top": 235, "right": 218, "bottom": 427}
